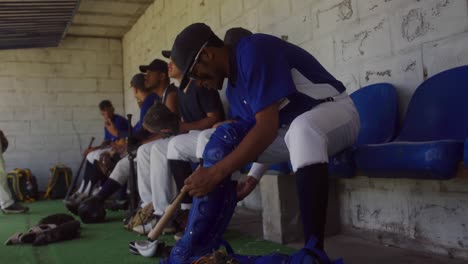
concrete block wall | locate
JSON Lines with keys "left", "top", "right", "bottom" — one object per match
{"left": 121, "top": 0, "right": 468, "bottom": 258}
{"left": 0, "top": 37, "right": 124, "bottom": 189}
{"left": 123, "top": 0, "right": 468, "bottom": 119}
{"left": 339, "top": 175, "right": 468, "bottom": 260}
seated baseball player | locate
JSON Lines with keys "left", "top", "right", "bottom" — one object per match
{"left": 128, "top": 28, "right": 276, "bottom": 257}
{"left": 0, "top": 130, "right": 29, "bottom": 214}
{"left": 160, "top": 23, "right": 360, "bottom": 263}
{"left": 131, "top": 52, "right": 225, "bottom": 235}
{"left": 66, "top": 100, "right": 128, "bottom": 207}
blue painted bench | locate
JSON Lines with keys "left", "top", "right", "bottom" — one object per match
{"left": 329, "top": 83, "right": 399, "bottom": 178}
{"left": 354, "top": 65, "right": 468, "bottom": 179}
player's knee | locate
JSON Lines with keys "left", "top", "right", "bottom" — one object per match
{"left": 136, "top": 144, "right": 146, "bottom": 158}
{"left": 167, "top": 138, "right": 182, "bottom": 160}
{"left": 202, "top": 125, "right": 238, "bottom": 167}
{"left": 150, "top": 140, "right": 166, "bottom": 156}
{"left": 286, "top": 116, "right": 323, "bottom": 148}
{"left": 198, "top": 129, "right": 214, "bottom": 144}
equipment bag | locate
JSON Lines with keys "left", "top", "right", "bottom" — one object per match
{"left": 44, "top": 164, "right": 72, "bottom": 200}
{"left": 7, "top": 168, "right": 39, "bottom": 202}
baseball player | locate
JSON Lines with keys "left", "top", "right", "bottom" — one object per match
{"left": 132, "top": 52, "right": 225, "bottom": 235}
{"left": 71, "top": 100, "right": 128, "bottom": 198}
{"left": 0, "top": 130, "right": 29, "bottom": 214}
{"left": 161, "top": 23, "right": 360, "bottom": 263}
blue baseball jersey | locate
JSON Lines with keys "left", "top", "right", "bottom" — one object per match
{"left": 104, "top": 114, "right": 129, "bottom": 141}
{"left": 227, "top": 33, "right": 346, "bottom": 127}
{"left": 133, "top": 93, "right": 159, "bottom": 133}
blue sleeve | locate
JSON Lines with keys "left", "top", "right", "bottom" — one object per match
{"left": 239, "top": 38, "right": 296, "bottom": 115}
{"left": 132, "top": 93, "right": 158, "bottom": 135}
{"left": 140, "top": 94, "right": 157, "bottom": 123}
{"left": 104, "top": 128, "right": 111, "bottom": 141}
{"left": 114, "top": 115, "right": 129, "bottom": 137}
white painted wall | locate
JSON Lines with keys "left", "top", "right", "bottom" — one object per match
{"left": 123, "top": 0, "right": 468, "bottom": 119}
{"left": 0, "top": 37, "right": 124, "bottom": 189}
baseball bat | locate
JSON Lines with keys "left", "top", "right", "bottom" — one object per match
{"left": 64, "top": 137, "right": 95, "bottom": 200}
{"left": 148, "top": 191, "right": 187, "bottom": 240}
{"left": 126, "top": 114, "right": 139, "bottom": 212}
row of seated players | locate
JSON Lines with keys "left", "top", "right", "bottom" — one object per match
{"left": 65, "top": 28, "right": 270, "bottom": 237}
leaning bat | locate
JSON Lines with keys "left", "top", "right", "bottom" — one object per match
{"left": 148, "top": 191, "right": 187, "bottom": 240}
{"left": 64, "top": 137, "right": 95, "bottom": 200}
{"left": 126, "top": 114, "right": 139, "bottom": 212}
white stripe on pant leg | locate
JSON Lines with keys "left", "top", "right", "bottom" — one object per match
{"left": 86, "top": 148, "right": 111, "bottom": 163}
{"left": 149, "top": 138, "right": 176, "bottom": 216}
{"left": 195, "top": 128, "right": 216, "bottom": 160}
{"left": 167, "top": 131, "right": 200, "bottom": 162}
{"left": 0, "top": 149, "right": 14, "bottom": 209}
{"left": 137, "top": 140, "right": 163, "bottom": 207}
{"left": 83, "top": 181, "right": 92, "bottom": 195}
{"left": 77, "top": 181, "right": 85, "bottom": 193}
{"left": 285, "top": 95, "right": 360, "bottom": 172}
{"left": 109, "top": 156, "right": 132, "bottom": 186}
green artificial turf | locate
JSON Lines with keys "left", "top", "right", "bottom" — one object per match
{"left": 0, "top": 200, "right": 294, "bottom": 263}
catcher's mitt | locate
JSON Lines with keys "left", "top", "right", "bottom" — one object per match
{"left": 0, "top": 130, "right": 8, "bottom": 153}
{"left": 110, "top": 138, "right": 127, "bottom": 156}
{"left": 143, "top": 101, "right": 179, "bottom": 137}
{"left": 98, "top": 151, "right": 119, "bottom": 177}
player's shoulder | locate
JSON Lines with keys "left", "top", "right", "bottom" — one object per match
{"left": 114, "top": 114, "right": 125, "bottom": 120}
{"left": 237, "top": 33, "right": 283, "bottom": 54}
{"left": 114, "top": 114, "right": 128, "bottom": 123}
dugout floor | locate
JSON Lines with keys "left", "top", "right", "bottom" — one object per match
{"left": 0, "top": 201, "right": 294, "bottom": 264}
{"left": 1, "top": 201, "right": 465, "bottom": 264}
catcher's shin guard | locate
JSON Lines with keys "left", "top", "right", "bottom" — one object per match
{"left": 162, "top": 179, "right": 237, "bottom": 264}
{"left": 162, "top": 122, "right": 251, "bottom": 264}
{"left": 231, "top": 237, "right": 344, "bottom": 264}
{"left": 202, "top": 122, "right": 252, "bottom": 167}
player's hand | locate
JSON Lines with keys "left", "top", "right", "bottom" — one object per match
{"left": 83, "top": 147, "right": 95, "bottom": 157}
{"left": 179, "top": 122, "right": 189, "bottom": 134}
{"left": 236, "top": 176, "right": 259, "bottom": 201}
{"left": 183, "top": 166, "right": 224, "bottom": 197}
{"left": 104, "top": 118, "right": 114, "bottom": 128}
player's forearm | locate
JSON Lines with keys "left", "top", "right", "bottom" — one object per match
{"left": 107, "top": 126, "right": 119, "bottom": 137}
{"left": 180, "top": 114, "right": 222, "bottom": 133}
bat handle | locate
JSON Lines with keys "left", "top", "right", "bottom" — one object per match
{"left": 88, "top": 137, "right": 96, "bottom": 148}
{"left": 148, "top": 191, "right": 187, "bottom": 240}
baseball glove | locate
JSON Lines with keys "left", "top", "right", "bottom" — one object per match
{"left": 98, "top": 151, "right": 119, "bottom": 177}
{"left": 143, "top": 101, "right": 180, "bottom": 138}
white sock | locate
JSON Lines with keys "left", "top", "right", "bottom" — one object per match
{"left": 180, "top": 203, "right": 192, "bottom": 210}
